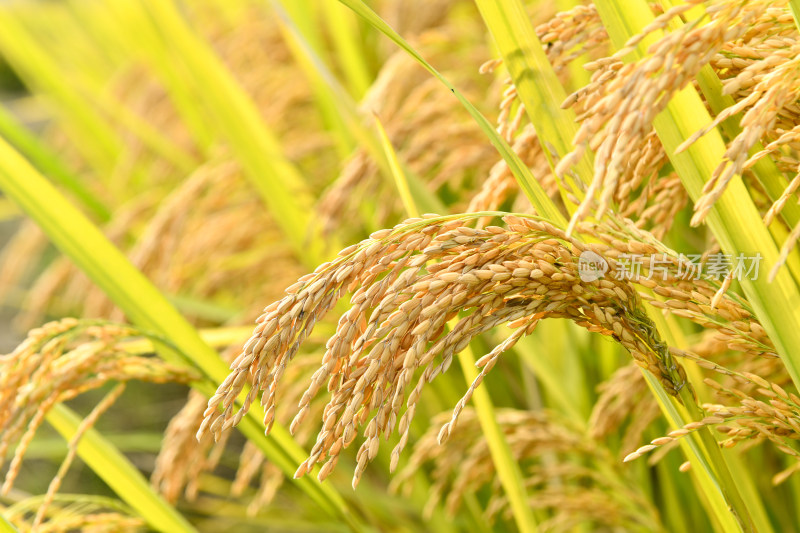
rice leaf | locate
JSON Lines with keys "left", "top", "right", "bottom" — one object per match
{"left": 0, "top": 10, "right": 121, "bottom": 171}
{"left": 473, "top": 0, "right": 593, "bottom": 187}
{"left": 271, "top": 0, "right": 447, "bottom": 216}
{"left": 0, "top": 104, "right": 110, "bottom": 221}
{"left": 321, "top": 0, "right": 372, "bottom": 98}
{"left": 791, "top": 1, "right": 800, "bottom": 32}
{"left": 459, "top": 340, "right": 539, "bottom": 533}
{"left": 374, "top": 113, "right": 420, "bottom": 219}
{"left": 46, "top": 404, "right": 196, "bottom": 533}
{"left": 0, "top": 515, "right": 17, "bottom": 533}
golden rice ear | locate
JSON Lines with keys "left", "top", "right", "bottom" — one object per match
{"left": 198, "top": 213, "right": 695, "bottom": 485}
{"left": 0, "top": 319, "right": 198, "bottom": 526}
{"left": 553, "top": 1, "right": 800, "bottom": 240}
{"left": 589, "top": 363, "right": 658, "bottom": 444}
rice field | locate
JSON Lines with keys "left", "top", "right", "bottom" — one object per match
{"left": 1, "top": 0, "right": 800, "bottom": 531}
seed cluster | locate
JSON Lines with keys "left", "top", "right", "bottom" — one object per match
{"left": 153, "top": 342, "right": 324, "bottom": 514}
{"left": 0, "top": 319, "right": 196, "bottom": 528}
{"left": 6, "top": 500, "right": 145, "bottom": 533}
{"left": 485, "top": 0, "right": 800, "bottom": 279}
{"left": 558, "top": 1, "right": 757, "bottom": 231}
{"left": 198, "top": 213, "right": 689, "bottom": 486}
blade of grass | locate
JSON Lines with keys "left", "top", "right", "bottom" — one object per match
{"left": 10, "top": 2, "right": 198, "bottom": 176}
{"left": 590, "top": 2, "right": 766, "bottom": 524}
{"left": 556, "top": 0, "right": 592, "bottom": 90}
{"left": 47, "top": 404, "right": 196, "bottom": 533}
{"left": 338, "top": 0, "right": 566, "bottom": 227}
{"left": 791, "top": 1, "right": 800, "bottom": 31}
{"left": 473, "top": 0, "right": 593, "bottom": 188}
{"left": 22, "top": 433, "right": 164, "bottom": 458}
{"left": 0, "top": 137, "right": 365, "bottom": 532}
{"left": 0, "top": 8, "right": 121, "bottom": 171}
{"left": 269, "top": 1, "right": 356, "bottom": 160}
{"left": 0, "top": 104, "right": 110, "bottom": 222}
{"left": 121, "top": 326, "right": 252, "bottom": 355}
{"left": 99, "top": 0, "right": 215, "bottom": 152}
{"left": 90, "top": 86, "right": 199, "bottom": 175}
{"left": 640, "top": 371, "right": 745, "bottom": 533}
{"left": 460, "top": 338, "right": 538, "bottom": 533}
{"left": 514, "top": 327, "right": 587, "bottom": 424}
{"left": 321, "top": 0, "right": 372, "bottom": 98}
{"left": 373, "top": 113, "right": 419, "bottom": 219}
{"left": 469, "top": 15, "right": 725, "bottom": 524}
{"left": 1, "top": 2, "right": 201, "bottom": 181}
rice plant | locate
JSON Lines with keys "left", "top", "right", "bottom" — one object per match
{"left": 1, "top": 0, "right": 800, "bottom": 531}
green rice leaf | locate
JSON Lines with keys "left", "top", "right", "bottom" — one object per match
{"left": 46, "top": 404, "right": 196, "bottom": 533}
{"left": 272, "top": 0, "right": 446, "bottom": 216}
{"left": 0, "top": 104, "right": 110, "bottom": 221}
{"left": 473, "top": 0, "right": 593, "bottom": 187}
{"left": 0, "top": 515, "right": 17, "bottom": 533}
{"left": 373, "top": 113, "right": 420, "bottom": 219}
{"left": 0, "top": 10, "right": 121, "bottom": 171}
{"left": 140, "top": 0, "right": 334, "bottom": 266}
{"left": 459, "top": 339, "right": 539, "bottom": 533}
{"left": 791, "top": 1, "right": 800, "bottom": 32}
